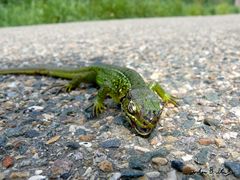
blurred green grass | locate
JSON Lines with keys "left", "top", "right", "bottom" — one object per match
{"left": 0, "top": 0, "right": 239, "bottom": 27}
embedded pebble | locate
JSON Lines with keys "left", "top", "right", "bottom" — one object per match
{"left": 28, "top": 175, "right": 47, "bottom": 180}
{"left": 230, "top": 107, "right": 240, "bottom": 118}
{"left": 109, "top": 172, "right": 121, "bottom": 180}
{"left": 27, "top": 106, "right": 44, "bottom": 111}
{"left": 181, "top": 165, "right": 197, "bottom": 175}
{"left": 9, "top": 172, "right": 30, "bottom": 179}
{"left": 24, "top": 130, "right": 40, "bottom": 138}
{"left": 98, "top": 160, "right": 113, "bottom": 172}
{"left": 171, "top": 160, "right": 184, "bottom": 172}
{"left": 181, "top": 154, "right": 193, "bottom": 162}
{"left": 198, "top": 138, "right": 214, "bottom": 145}
{"left": 194, "top": 148, "right": 209, "bottom": 165}
{"left": 128, "top": 156, "right": 147, "bottom": 170}
{"left": 75, "top": 128, "right": 87, "bottom": 135}
{"left": 152, "top": 157, "right": 168, "bottom": 166}
{"left": 145, "top": 171, "right": 161, "bottom": 178}
{"left": 121, "top": 169, "right": 144, "bottom": 178}
{"left": 46, "top": 135, "right": 61, "bottom": 144}
{"left": 223, "top": 132, "right": 238, "bottom": 139}
{"left": 100, "top": 138, "right": 121, "bottom": 148}
{"left": 50, "top": 159, "right": 72, "bottom": 177}
{"left": 65, "top": 142, "right": 80, "bottom": 150}
{"left": 2, "top": 155, "right": 14, "bottom": 168}
{"left": 224, "top": 161, "right": 240, "bottom": 178}
{"left": 203, "top": 118, "right": 220, "bottom": 127}
{"left": 0, "top": 136, "right": 7, "bottom": 147}
{"left": 214, "top": 138, "right": 226, "bottom": 148}
{"left": 79, "top": 134, "right": 94, "bottom": 141}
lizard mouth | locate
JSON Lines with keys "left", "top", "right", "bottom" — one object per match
{"left": 134, "top": 125, "right": 153, "bottom": 136}
{"left": 125, "top": 114, "right": 155, "bottom": 136}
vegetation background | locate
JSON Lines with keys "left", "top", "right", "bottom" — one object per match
{"left": 0, "top": 0, "right": 239, "bottom": 27}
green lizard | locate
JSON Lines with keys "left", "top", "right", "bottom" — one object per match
{"left": 0, "top": 64, "right": 178, "bottom": 136}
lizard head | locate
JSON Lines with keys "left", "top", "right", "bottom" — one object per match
{"left": 121, "top": 88, "right": 164, "bottom": 136}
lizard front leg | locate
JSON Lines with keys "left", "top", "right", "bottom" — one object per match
{"left": 92, "top": 87, "right": 110, "bottom": 116}
{"left": 149, "top": 82, "right": 178, "bottom": 106}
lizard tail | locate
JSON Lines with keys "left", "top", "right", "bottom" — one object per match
{"left": 0, "top": 67, "right": 88, "bottom": 79}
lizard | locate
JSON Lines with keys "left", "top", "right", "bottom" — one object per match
{"left": 0, "top": 64, "right": 178, "bottom": 136}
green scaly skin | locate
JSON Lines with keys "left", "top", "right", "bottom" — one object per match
{"left": 0, "top": 64, "right": 178, "bottom": 136}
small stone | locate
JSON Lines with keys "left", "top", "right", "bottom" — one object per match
{"left": 214, "top": 138, "right": 226, "bottom": 148}
{"left": 194, "top": 148, "right": 209, "bottom": 165}
{"left": 171, "top": 151, "right": 186, "bottom": 157}
{"left": 109, "top": 172, "right": 121, "bottom": 180}
{"left": 152, "top": 157, "right": 168, "bottom": 166}
{"left": 91, "top": 121, "right": 101, "bottom": 128}
{"left": 98, "top": 160, "right": 113, "bottom": 172}
{"left": 66, "top": 142, "right": 80, "bottom": 150}
{"left": 82, "top": 167, "right": 92, "bottom": 177}
{"left": 223, "top": 132, "right": 238, "bottom": 139}
{"left": 121, "top": 169, "right": 144, "bottom": 178}
{"left": 231, "top": 152, "right": 240, "bottom": 159}
{"left": 182, "top": 165, "right": 197, "bottom": 175}
{"left": 231, "top": 107, "right": 240, "bottom": 118}
{"left": 100, "top": 138, "right": 121, "bottom": 148}
{"left": 128, "top": 156, "right": 146, "bottom": 170}
{"left": 9, "top": 172, "right": 30, "bottom": 179}
{"left": 198, "top": 138, "right": 214, "bottom": 145}
{"left": 0, "top": 136, "right": 7, "bottom": 147}
{"left": 28, "top": 106, "right": 44, "bottom": 111}
{"left": 75, "top": 128, "right": 87, "bottom": 135}
{"left": 79, "top": 135, "right": 94, "bottom": 142}
{"left": 114, "top": 115, "right": 127, "bottom": 126}
{"left": 28, "top": 175, "right": 47, "bottom": 180}
{"left": 4, "top": 126, "right": 26, "bottom": 138}
{"left": 204, "top": 92, "right": 219, "bottom": 102}
{"left": 134, "top": 146, "right": 150, "bottom": 153}
{"left": 203, "top": 118, "right": 220, "bottom": 127}
{"left": 146, "top": 147, "right": 169, "bottom": 159}
{"left": 150, "top": 137, "right": 159, "bottom": 146}
{"left": 171, "top": 160, "right": 184, "bottom": 172}
{"left": 46, "top": 135, "right": 61, "bottom": 144}
{"left": 73, "top": 152, "right": 83, "bottom": 160}
{"left": 51, "top": 159, "right": 73, "bottom": 177}
{"left": 165, "top": 136, "right": 178, "bottom": 143}
{"left": 79, "top": 142, "right": 92, "bottom": 148}
{"left": 24, "top": 129, "right": 40, "bottom": 138}
{"left": 224, "top": 161, "right": 240, "bottom": 178}
{"left": 182, "top": 154, "right": 193, "bottom": 162}
{"left": 2, "top": 155, "right": 14, "bottom": 168}
{"left": 0, "top": 136, "right": 8, "bottom": 147}
{"left": 35, "top": 170, "right": 43, "bottom": 175}
{"left": 145, "top": 171, "right": 160, "bottom": 178}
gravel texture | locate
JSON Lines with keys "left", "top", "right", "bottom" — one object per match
{"left": 0, "top": 15, "right": 240, "bottom": 179}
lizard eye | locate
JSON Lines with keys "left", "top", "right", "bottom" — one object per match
{"left": 128, "top": 101, "right": 137, "bottom": 114}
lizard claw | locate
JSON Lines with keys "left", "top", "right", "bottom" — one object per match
{"left": 93, "top": 101, "right": 106, "bottom": 117}
{"left": 85, "top": 101, "right": 106, "bottom": 117}
{"left": 163, "top": 94, "right": 179, "bottom": 107}
{"left": 41, "top": 83, "right": 74, "bottom": 95}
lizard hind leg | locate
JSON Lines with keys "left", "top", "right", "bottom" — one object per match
{"left": 43, "top": 71, "right": 97, "bottom": 94}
